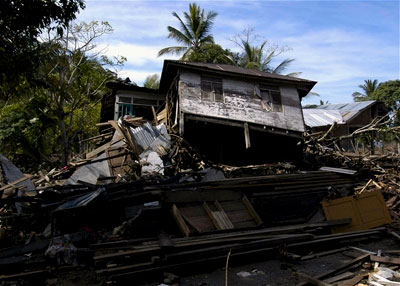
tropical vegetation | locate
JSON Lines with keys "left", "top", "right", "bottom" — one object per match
{"left": 352, "top": 79, "right": 380, "bottom": 102}
{"left": 158, "top": 3, "right": 217, "bottom": 60}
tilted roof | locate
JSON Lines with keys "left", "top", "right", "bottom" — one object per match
{"left": 302, "top": 109, "right": 344, "bottom": 128}
{"left": 159, "top": 60, "right": 317, "bottom": 97}
{"left": 315, "top": 101, "right": 377, "bottom": 122}
{"left": 303, "top": 100, "right": 384, "bottom": 128}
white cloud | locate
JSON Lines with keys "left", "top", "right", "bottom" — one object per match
{"left": 95, "top": 41, "right": 179, "bottom": 67}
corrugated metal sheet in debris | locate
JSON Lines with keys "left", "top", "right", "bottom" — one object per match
{"left": 303, "top": 109, "right": 344, "bottom": 128}
{"left": 130, "top": 123, "right": 171, "bottom": 155}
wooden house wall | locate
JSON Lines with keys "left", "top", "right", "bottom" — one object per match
{"left": 178, "top": 71, "right": 305, "bottom": 132}
{"left": 348, "top": 108, "right": 372, "bottom": 127}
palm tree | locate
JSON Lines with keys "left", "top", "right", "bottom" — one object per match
{"left": 158, "top": 3, "right": 217, "bottom": 60}
{"left": 232, "top": 29, "right": 299, "bottom": 76}
{"left": 352, "top": 79, "right": 379, "bottom": 102}
{"left": 238, "top": 40, "right": 299, "bottom": 76}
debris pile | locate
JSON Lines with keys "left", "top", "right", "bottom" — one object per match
{"left": 0, "top": 116, "right": 399, "bottom": 285}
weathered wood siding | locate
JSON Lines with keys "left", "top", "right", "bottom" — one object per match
{"left": 178, "top": 71, "right": 305, "bottom": 132}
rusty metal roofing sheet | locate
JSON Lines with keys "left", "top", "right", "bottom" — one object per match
{"left": 303, "top": 109, "right": 344, "bottom": 128}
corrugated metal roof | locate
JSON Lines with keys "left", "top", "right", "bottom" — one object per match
{"left": 303, "top": 109, "right": 344, "bottom": 128}
{"left": 315, "top": 101, "right": 376, "bottom": 122}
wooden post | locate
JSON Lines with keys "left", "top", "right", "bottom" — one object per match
{"left": 370, "top": 131, "right": 375, "bottom": 155}
{"left": 244, "top": 122, "right": 251, "bottom": 149}
{"left": 179, "top": 112, "right": 185, "bottom": 136}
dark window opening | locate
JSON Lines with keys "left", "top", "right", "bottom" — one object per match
{"left": 201, "top": 77, "right": 224, "bottom": 102}
{"left": 117, "top": 103, "right": 133, "bottom": 119}
{"left": 259, "top": 84, "right": 282, "bottom": 112}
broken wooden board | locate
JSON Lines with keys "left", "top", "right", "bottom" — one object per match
{"left": 171, "top": 196, "right": 263, "bottom": 237}
{"left": 322, "top": 190, "right": 391, "bottom": 233}
{"left": 106, "top": 146, "right": 132, "bottom": 178}
{"left": 370, "top": 255, "right": 400, "bottom": 265}
{"left": 296, "top": 254, "right": 370, "bottom": 286}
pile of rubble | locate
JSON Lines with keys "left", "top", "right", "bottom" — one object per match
{"left": 0, "top": 116, "right": 399, "bottom": 285}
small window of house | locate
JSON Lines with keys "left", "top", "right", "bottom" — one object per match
{"left": 117, "top": 103, "right": 133, "bottom": 119}
{"left": 259, "top": 84, "right": 282, "bottom": 112}
{"left": 201, "top": 77, "right": 224, "bottom": 102}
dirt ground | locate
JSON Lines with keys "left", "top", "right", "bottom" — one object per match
{"left": 142, "top": 237, "right": 398, "bottom": 286}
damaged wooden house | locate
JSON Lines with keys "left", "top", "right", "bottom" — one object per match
{"left": 103, "top": 60, "right": 317, "bottom": 164}
{"left": 303, "top": 101, "right": 388, "bottom": 151}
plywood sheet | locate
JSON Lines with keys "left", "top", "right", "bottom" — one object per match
{"left": 322, "top": 191, "right": 391, "bottom": 233}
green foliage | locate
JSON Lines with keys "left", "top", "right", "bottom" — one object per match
{"left": 0, "top": 92, "right": 58, "bottom": 169}
{"left": 231, "top": 28, "right": 299, "bottom": 76}
{"left": 352, "top": 79, "right": 379, "bottom": 102}
{"left": 158, "top": 3, "right": 217, "bottom": 59}
{"left": 143, "top": 74, "right": 160, "bottom": 89}
{"left": 0, "top": 21, "right": 123, "bottom": 169}
{"left": 373, "top": 80, "right": 400, "bottom": 124}
{"left": 0, "top": 0, "right": 85, "bottom": 87}
{"left": 186, "top": 43, "right": 234, "bottom": 64}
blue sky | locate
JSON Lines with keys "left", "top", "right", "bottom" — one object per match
{"left": 77, "top": 0, "right": 399, "bottom": 105}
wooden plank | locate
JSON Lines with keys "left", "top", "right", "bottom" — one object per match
{"left": 180, "top": 213, "right": 204, "bottom": 233}
{"left": 0, "top": 175, "right": 32, "bottom": 191}
{"left": 370, "top": 255, "right": 400, "bottom": 265}
{"left": 242, "top": 196, "right": 263, "bottom": 225}
{"left": 300, "top": 247, "right": 348, "bottom": 261}
{"left": 214, "top": 201, "right": 234, "bottom": 229}
{"left": 323, "top": 272, "right": 354, "bottom": 283}
{"left": 152, "top": 106, "right": 158, "bottom": 125}
{"left": 108, "top": 120, "right": 138, "bottom": 156}
{"left": 79, "top": 131, "right": 113, "bottom": 143}
{"left": 336, "top": 273, "right": 368, "bottom": 286}
{"left": 244, "top": 122, "right": 251, "bottom": 149}
{"left": 348, "top": 246, "right": 376, "bottom": 255}
{"left": 318, "top": 167, "right": 357, "bottom": 175}
{"left": 0, "top": 269, "right": 45, "bottom": 281}
{"left": 297, "top": 272, "right": 333, "bottom": 286}
{"left": 86, "top": 141, "right": 112, "bottom": 159}
{"left": 179, "top": 112, "right": 184, "bottom": 136}
{"left": 96, "top": 122, "right": 112, "bottom": 126}
{"left": 296, "top": 254, "right": 369, "bottom": 286}
{"left": 203, "top": 202, "right": 222, "bottom": 230}
{"left": 172, "top": 204, "right": 191, "bottom": 237}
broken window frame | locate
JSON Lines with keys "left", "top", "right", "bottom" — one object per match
{"left": 259, "top": 84, "right": 283, "bottom": 112}
{"left": 201, "top": 76, "right": 224, "bottom": 103}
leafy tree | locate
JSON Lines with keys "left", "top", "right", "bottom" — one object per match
{"left": 158, "top": 3, "right": 217, "bottom": 59}
{"left": 37, "top": 21, "right": 124, "bottom": 164}
{"left": 231, "top": 28, "right": 299, "bottom": 76}
{"left": 143, "top": 74, "right": 160, "bottom": 89}
{"left": 186, "top": 43, "right": 234, "bottom": 64}
{"left": 0, "top": 92, "right": 58, "bottom": 169}
{"left": 372, "top": 80, "right": 400, "bottom": 124}
{"left": 352, "top": 79, "right": 379, "bottom": 102}
{"left": 0, "top": 21, "right": 124, "bottom": 168}
{"left": 0, "top": 0, "right": 85, "bottom": 90}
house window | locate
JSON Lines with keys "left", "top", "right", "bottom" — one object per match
{"left": 117, "top": 103, "right": 133, "bottom": 119}
{"left": 201, "top": 76, "right": 224, "bottom": 102}
{"left": 259, "top": 84, "right": 282, "bottom": 112}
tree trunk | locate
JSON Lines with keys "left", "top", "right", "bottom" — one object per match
{"left": 58, "top": 111, "right": 69, "bottom": 166}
